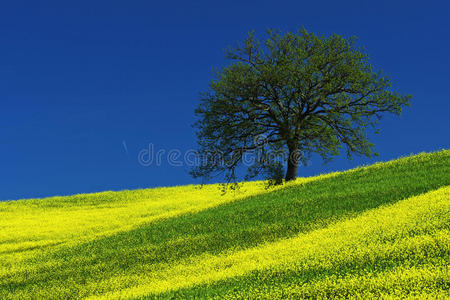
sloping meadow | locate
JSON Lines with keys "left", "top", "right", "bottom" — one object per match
{"left": 0, "top": 150, "right": 449, "bottom": 299}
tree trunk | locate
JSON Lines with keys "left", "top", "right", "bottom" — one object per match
{"left": 285, "top": 147, "right": 299, "bottom": 181}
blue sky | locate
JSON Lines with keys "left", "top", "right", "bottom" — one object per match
{"left": 1, "top": 0, "right": 449, "bottom": 200}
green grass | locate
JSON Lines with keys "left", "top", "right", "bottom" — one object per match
{"left": 0, "top": 150, "right": 449, "bottom": 299}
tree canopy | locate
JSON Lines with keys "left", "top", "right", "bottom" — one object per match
{"left": 191, "top": 28, "right": 411, "bottom": 185}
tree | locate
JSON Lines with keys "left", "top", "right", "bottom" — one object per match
{"left": 191, "top": 28, "right": 411, "bottom": 185}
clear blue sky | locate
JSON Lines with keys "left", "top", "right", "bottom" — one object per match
{"left": 1, "top": 0, "right": 449, "bottom": 200}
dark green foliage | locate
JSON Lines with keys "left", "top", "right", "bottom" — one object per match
{"left": 192, "top": 28, "right": 411, "bottom": 183}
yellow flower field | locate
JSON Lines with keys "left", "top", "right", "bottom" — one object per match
{"left": 0, "top": 150, "right": 449, "bottom": 299}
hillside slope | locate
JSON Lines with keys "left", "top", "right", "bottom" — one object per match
{"left": 0, "top": 150, "right": 449, "bottom": 299}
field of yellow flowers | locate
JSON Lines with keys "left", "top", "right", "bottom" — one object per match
{"left": 0, "top": 150, "right": 449, "bottom": 299}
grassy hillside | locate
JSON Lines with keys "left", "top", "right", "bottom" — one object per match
{"left": 0, "top": 150, "right": 449, "bottom": 299}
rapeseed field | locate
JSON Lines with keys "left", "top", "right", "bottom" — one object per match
{"left": 0, "top": 150, "right": 449, "bottom": 299}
